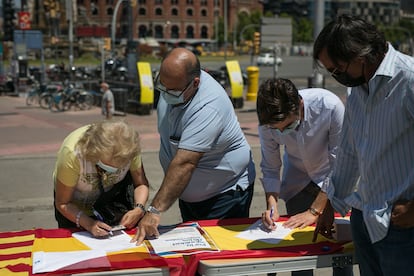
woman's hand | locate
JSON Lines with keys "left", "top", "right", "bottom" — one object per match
{"left": 85, "top": 219, "right": 112, "bottom": 238}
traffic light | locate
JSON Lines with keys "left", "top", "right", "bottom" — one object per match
{"left": 103, "top": 37, "right": 111, "bottom": 51}
{"left": 253, "top": 32, "right": 261, "bottom": 54}
{"left": 3, "top": 0, "right": 16, "bottom": 41}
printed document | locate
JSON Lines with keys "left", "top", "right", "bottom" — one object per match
{"left": 145, "top": 222, "right": 219, "bottom": 256}
{"left": 236, "top": 219, "right": 293, "bottom": 244}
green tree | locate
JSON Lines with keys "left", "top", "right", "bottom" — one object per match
{"left": 292, "top": 17, "right": 313, "bottom": 44}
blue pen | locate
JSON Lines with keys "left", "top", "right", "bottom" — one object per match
{"left": 270, "top": 206, "right": 276, "bottom": 227}
{"left": 93, "top": 209, "right": 113, "bottom": 236}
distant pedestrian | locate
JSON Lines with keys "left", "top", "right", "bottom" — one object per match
{"left": 101, "top": 82, "right": 114, "bottom": 119}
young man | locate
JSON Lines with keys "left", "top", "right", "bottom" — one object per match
{"left": 313, "top": 14, "right": 414, "bottom": 276}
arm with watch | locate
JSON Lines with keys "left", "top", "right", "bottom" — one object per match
{"left": 282, "top": 190, "right": 331, "bottom": 234}
{"left": 131, "top": 148, "right": 203, "bottom": 245}
{"left": 118, "top": 166, "right": 149, "bottom": 229}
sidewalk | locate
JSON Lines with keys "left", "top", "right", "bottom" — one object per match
{"left": 0, "top": 94, "right": 360, "bottom": 276}
{"left": 0, "top": 94, "right": 263, "bottom": 231}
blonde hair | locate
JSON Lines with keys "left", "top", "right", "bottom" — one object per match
{"left": 77, "top": 120, "right": 140, "bottom": 166}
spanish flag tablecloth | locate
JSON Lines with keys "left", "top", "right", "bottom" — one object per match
{"left": 0, "top": 217, "right": 353, "bottom": 276}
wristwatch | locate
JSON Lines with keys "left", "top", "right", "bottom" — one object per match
{"left": 147, "top": 205, "right": 161, "bottom": 215}
{"left": 134, "top": 203, "right": 146, "bottom": 213}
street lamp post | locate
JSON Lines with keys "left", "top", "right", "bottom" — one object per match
{"left": 111, "top": 0, "right": 128, "bottom": 55}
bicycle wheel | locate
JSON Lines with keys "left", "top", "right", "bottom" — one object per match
{"left": 78, "top": 92, "right": 94, "bottom": 110}
{"left": 26, "top": 93, "right": 37, "bottom": 106}
{"left": 49, "top": 92, "right": 64, "bottom": 112}
{"left": 40, "top": 93, "right": 52, "bottom": 109}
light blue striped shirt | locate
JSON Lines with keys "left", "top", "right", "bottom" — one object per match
{"left": 325, "top": 44, "right": 414, "bottom": 243}
{"left": 259, "top": 88, "right": 344, "bottom": 201}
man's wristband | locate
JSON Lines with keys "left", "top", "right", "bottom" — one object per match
{"left": 309, "top": 207, "right": 322, "bottom": 216}
{"left": 135, "top": 203, "right": 146, "bottom": 213}
{"left": 147, "top": 205, "right": 161, "bottom": 215}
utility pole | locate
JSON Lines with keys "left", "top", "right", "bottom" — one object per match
{"left": 224, "top": 0, "right": 227, "bottom": 60}
{"left": 126, "top": 0, "right": 138, "bottom": 83}
{"left": 66, "top": 0, "right": 74, "bottom": 81}
{"left": 310, "top": 0, "right": 324, "bottom": 87}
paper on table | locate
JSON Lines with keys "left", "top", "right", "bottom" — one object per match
{"left": 236, "top": 219, "right": 293, "bottom": 244}
{"left": 72, "top": 230, "right": 140, "bottom": 252}
{"left": 146, "top": 222, "right": 219, "bottom": 256}
{"left": 32, "top": 250, "right": 108, "bottom": 274}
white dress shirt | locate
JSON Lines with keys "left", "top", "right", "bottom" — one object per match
{"left": 259, "top": 88, "right": 344, "bottom": 201}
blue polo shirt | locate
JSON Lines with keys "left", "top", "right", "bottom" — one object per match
{"left": 157, "top": 70, "right": 255, "bottom": 202}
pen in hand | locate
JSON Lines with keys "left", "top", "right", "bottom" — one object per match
{"left": 269, "top": 206, "right": 276, "bottom": 228}
{"left": 93, "top": 209, "right": 113, "bottom": 236}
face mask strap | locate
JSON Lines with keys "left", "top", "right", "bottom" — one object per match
{"left": 96, "top": 160, "right": 118, "bottom": 174}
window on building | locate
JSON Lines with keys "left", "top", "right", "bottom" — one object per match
{"left": 186, "top": 8, "right": 193, "bottom": 16}
{"left": 107, "top": 7, "right": 113, "bottom": 15}
{"left": 155, "top": 0, "right": 163, "bottom": 4}
{"left": 121, "top": 24, "right": 128, "bottom": 37}
{"left": 201, "top": 0, "right": 207, "bottom": 6}
{"left": 90, "top": 2, "right": 98, "bottom": 15}
{"left": 186, "top": 25, "right": 194, "bottom": 38}
{"left": 138, "top": 0, "right": 146, "bottom": 4}
{"left": 138, "top": 25, "right": 147, "bottom": 38}
{"left": 171, "top": 0, "right": 178, "bottom": 4}
{"left": 139, "top": 8, "right": 146, "bottom": 15}
{"left": 201, "top": 26, "right": 208, "bottom": 38}
{"left": 122, "top": 6, "right": 128, "bottom": 17}
{"left": 155, "top": 8, "right": 162, "bottom": 15}
{"left": 187, "top": 0, "right": 193, "bottom": 4}
{"left": 201, "top": 9, "right": 207, "bottom": 16}
{"left": 172, "top": 8, "right": 178, "bottom": 16}
{"left": 155, "top": 25, "right": 164, "bottom": 38}
{"left": 171, "top": 25, "right": 179, "bottom": 38}
{"left": 106, "top": 0, "right": 114, "bottom": 4}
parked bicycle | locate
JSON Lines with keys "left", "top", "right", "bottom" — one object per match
{"left": 26, "top": 80, "right": 43, "bottom": 106}
{"left": 39, "top": 83, "right": 63, "bottom": 109}
{"left": 49, "top": 84, "right": 94, "bottom": 112}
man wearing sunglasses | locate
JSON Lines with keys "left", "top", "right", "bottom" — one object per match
{"left": 256, "top": 78, "right": 352, "bottom": 276}
{"left": 133, "top": 47, "right": 256, "bottom": 245}
{"left": 313, "top": 14, "right": 414, "bottom": 276}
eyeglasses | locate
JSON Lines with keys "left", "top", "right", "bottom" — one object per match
{"left": 154, "top": 74, "right": 193, "bottom": 97}
{"left": 329, "top": 63, "right": 350, "bottom": 78}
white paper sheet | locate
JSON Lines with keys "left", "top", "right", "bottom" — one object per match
{"left": 72, "top": 230, "right": 139, "bottom": 252}
{"left": 236, "top": 219, "right": 293, "bottom": 244}
{"left": 147, "top": 225, "right": 213, "bottom": 255}
{"left": 32, "top": 250, "right": 107, "bottom": 274}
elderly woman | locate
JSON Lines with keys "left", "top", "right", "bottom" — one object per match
{"left": 54, "top": 120, "right": 149, "bottom": 238}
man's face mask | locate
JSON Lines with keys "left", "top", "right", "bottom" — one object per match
{"left": 162, "top": 91, "right": 185, "bottom": 105}
{"left": 275, "top": 119, "right": 300, "bottom": 135}
{"left": 331, "top": 63, "right": 365, "bottom": 87}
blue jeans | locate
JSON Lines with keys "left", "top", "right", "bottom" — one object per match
{"left": 179, "top": 183, "right": 254, "bottom": 221}
{"left": 350, "top": 208, "right": 414, "bottom": 276}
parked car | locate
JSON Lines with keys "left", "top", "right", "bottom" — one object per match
{"left": 256, "top": 53, "right": 283, "bottom": 66}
